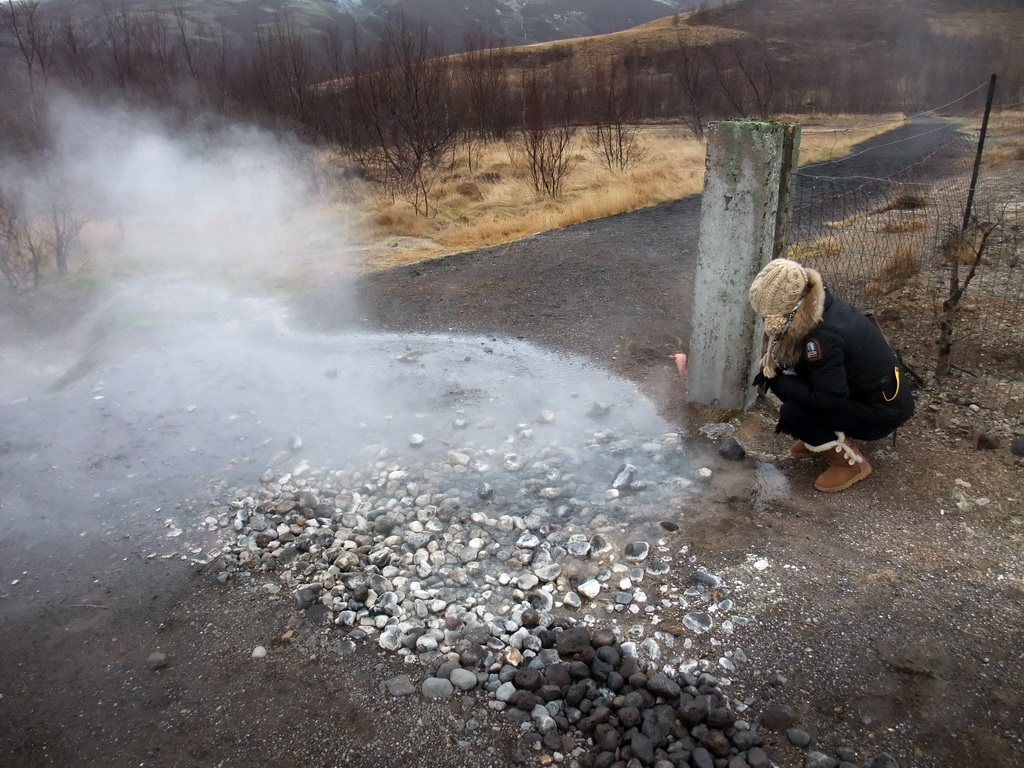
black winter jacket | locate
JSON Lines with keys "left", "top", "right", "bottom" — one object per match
{"left": 771, "top": 289, "right": 905, "bottom": 411}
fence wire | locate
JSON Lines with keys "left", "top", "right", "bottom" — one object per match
{"left": 786, "top": 93, "right": 1024, "bottom": 423}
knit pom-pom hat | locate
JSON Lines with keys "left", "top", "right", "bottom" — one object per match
{"left": 749, "top": 259, "right": 808, "bottom": 319}
{"left": 749, "top": 258, "right": 823, "bottom": 378}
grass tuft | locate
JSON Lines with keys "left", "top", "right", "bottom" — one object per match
{"left": 882, "top": 218, "right": 927, "bottom": 234}
{"left": 874, "top": 194, "right": 929, "bottom": 214}
{"left": 881, "top": 243, "right": 920, "bottom": 281}
{"left": 787, "top": 235, "right": 842, "bottom": 262}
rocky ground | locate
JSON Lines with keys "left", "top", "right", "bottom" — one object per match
{"left": 1, "top": 120, "right": 1023, "bottom": 768}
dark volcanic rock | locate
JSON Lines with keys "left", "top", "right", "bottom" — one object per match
{"left": 718, "top": 436, "right": 747, "bottom": 460}
{"left": 757, "top": 702, "right": 797, "bottom": 731}
{"left": 556, "top": 626, "right": 592, "bottom": 656}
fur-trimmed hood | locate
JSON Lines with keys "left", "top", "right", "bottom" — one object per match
{"left": 760, "top": 267, "right": 826, "bottom": 377}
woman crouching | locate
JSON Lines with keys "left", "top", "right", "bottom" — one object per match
{"left": 748, "top": 258, "right": 915, "bottom": 492}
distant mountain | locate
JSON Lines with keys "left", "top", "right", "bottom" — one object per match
{"left": 342, "top": 0, "right": 710, "bottom": 47}
{"left": 37, "top": 0, "right": 717, "bottom": 50}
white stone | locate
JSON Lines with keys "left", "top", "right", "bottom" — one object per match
{"left": 578, "top": 579, "right": 601, "bottom": 599}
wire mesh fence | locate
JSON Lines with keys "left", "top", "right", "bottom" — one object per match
{"left": 786, "top": 82, "right": 1024, "bottom": 422}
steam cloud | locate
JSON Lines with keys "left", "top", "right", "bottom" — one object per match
{"left": 5, "top": 94, "right": 354, "bottom": 287}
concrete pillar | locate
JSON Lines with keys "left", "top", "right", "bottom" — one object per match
{"left": 687, "top": 120, "right": 800, "bottom": 410}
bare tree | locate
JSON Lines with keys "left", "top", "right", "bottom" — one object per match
{"left": 459, "top": 26, "right": 511, "bottom": 140}
{"left": 43, "top": 169, "right": 88, "bottom": 277}
{"left": 348, "top": 15, "right": 462, "bottom": 215}
{"left": 56, "top": 7, "right": 97, "bottom": 91}
{"left": 99, "top": 2, "right": 135, "bottom": 94}
{"left": 171, "top": 3, "right": 200, "bottom": 83}
{"left": 512, "top": 64, "right": 580, "bottom": 198}
{"left": 0, "top": 191, "right": 31, "bottom": 290}
{"left": 733, "top": 44, "right": 776, "bottom": 120}
{"left": 706, "top": 42, "right": 777, "bottom": 120}
{"left": 251, "top": 11, "right": 318, "bottom": 126}
{"left": 673, "top": 43, "right": 709, "bottom": 138}
{"left": 585, "top": 52, "right": 647, "bottom": 172}
{"left": 455, "top": 25, "right": 511, "bottom": 171}
{"left": 2, "top": 0, "right": 56, "bottom": 125}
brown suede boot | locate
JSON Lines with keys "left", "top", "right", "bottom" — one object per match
{"left": 808, "top": 433, "right": 873, "bottom": 492}
{"left": 789, "top": 440, "right": 816, "bottom": 459}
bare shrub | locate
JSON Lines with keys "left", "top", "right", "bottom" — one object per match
{"left": 584, "top": 52, "right": 647, "bottom": 172}
{"left": 0, "top": 191, "right": 34, "bottom": 290}
{"left": 936, "top": 218, "right": 999, "bottom": 377}
{"left": 672, "top": 43, "right": 710, "bottom": 139}
{"left": 348, "top": 16, "right": 462, "bottom": 216}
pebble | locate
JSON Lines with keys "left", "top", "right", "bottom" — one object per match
{"left": 699, "top": 423, "right": 736, "bottom": 440}
{"left": 577, "top": 580, "right": 602, "bottom": 599}
{"left": 787, "top": 727, "right": 811, "bottom": 747}
{"left": 421, "top": 677, "right": 454, "bottom": 699}
{"left": 384, "top": 675, "right": 416, "bottom": 696}
{"left": 205, "top": 427, "right": 879, "bottom": 768}
{"left": 251, "top": 646, "right": 267, "bottom": 659}
{"left": 683, "top": 612, "right": 713, "bottom": 633}
{"left": 449, "top": 668, "right": 478, "bottom": 691}
{"left": 147, "top": 651, "right": 168, "bottom": 669}
{"left": 804, "top": 751, "right": 837, "bottom": 768}
{"left": 623, "top": 541, "right": 650, "bottom": 561}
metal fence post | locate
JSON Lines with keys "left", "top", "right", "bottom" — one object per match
{"left": 962, "top": 74, "right": 998, "bottom": 234}
{"left": 687, "top": 120, "right": 800, "bottom": 410}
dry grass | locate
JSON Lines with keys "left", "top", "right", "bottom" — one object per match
{"left": 950, "top": 111, "right": 1024, "bottom": 168}
{"left": 944, "top": 231, "right": 983, "bottom": 266}
{"left": 882, "top": 218, "right": 928, "bottom": 234}
{"left": 341, "top": 115, "right": 907, "bottom": 272}
{"left": 786, "top": 235, "right": 843, "bottom": 262}
{"left": 873, "top": 193, "right": 930, "bottom": 213}
{"left": 881, "top": 243, "right": 920, "bottom": 281}
{"left": 980, "top": 129, "right": 1024, "bottom": 168}
{"left": 353, "top": 127, "right": 708, "bottom": 270}
{"left": 929, "top": 10, "right": 1024, "bottom": 43}
{"left": 827, "top": 213, "right": 865, "bottom": 228}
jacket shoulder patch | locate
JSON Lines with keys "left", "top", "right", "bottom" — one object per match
{"left": 804, "top": 339, "right": 823, "bottom": 361}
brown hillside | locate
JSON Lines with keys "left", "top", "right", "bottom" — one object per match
{"left": 447, "top": 0, "right": 1022, "bottom": 95}
{"left": 688, "top": 0, "right": 1024, "bottom": 46}
{"left": 492, "top": 14, "right": 749, "bottom": 70}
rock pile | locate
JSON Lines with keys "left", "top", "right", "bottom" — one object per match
{"left": 203, "top": 419, "right": 902, "bottom": 768}
{"left": 206, "top": 427, "right": 731, "bottom": 658}
{"left": 430, "top": 620, "right": 768, "bottom": 768}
